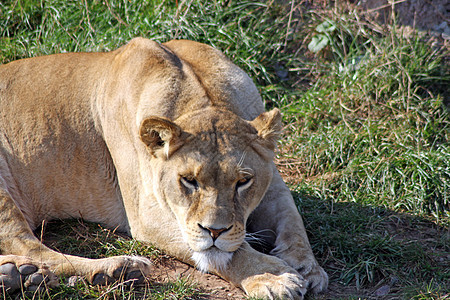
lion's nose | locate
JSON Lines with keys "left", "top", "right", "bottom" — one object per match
{"left": 198, "top": 224, "right": 233, "bottom": 241}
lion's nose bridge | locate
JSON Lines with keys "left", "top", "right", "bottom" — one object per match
{"left": 199, "top": 203, "right": 234, "bottom": 228}
{"left": 198, "top": 191, "right": 234, "bottom": 229}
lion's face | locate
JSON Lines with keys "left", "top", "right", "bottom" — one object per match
{"left": 139, "top": 108, "right": 281, "bottom": 271}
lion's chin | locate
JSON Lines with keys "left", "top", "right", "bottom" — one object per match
{"left": 192, "top": 247, "right": 234, "bottom": 273}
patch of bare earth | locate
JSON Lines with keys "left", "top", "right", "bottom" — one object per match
{"left": 356, "top": 0, "right": 450, "bottom": 51}
{"left": 358, "top": 0, "right": 450, "bottom": 35}
{"left": 150, "top": 256, "right": 246, "bottom": 299}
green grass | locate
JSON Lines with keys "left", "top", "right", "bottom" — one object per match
{"left": 1, "top": 0, "right": 449, "bottom": 299}
{"left": 296, "top": 191, "right": 449, "bottom": 298}
{"left": 5, "top": 220, "right": 203, "bottom": 300}
{"left": 280, "top": 11, "right": 449, "bottom": 219}
{"left": 40, "top": 220, "right": 161, "bottom": 259}
{"left": 20, "top": 267, "right": 200, "bottom": 300}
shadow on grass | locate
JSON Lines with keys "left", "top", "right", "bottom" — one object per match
{"left": 5, "top": 277, "right": 206, "bottom": 300}
{"left": 292, "top": 190, "right": 449, "bottom": 299}
{"left": 23, "top": 195, "right": 449, "bottom": 300}
{"left": 3, "top": 220, "right": 207, "bottom": 300}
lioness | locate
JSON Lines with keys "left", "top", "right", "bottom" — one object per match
{"left": 0, "top": 38, "right": 327, "bottom": 298}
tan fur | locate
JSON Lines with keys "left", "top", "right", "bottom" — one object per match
{"left": 0, "top": 38, "right": 327, "bottom": 298}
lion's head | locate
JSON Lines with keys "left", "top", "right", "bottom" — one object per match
{"left": 138, "top": 107, "right": 281, "bottom": 272}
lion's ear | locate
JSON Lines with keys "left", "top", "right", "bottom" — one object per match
{"left": 139, "top": 117, "right": 184, "bottom": 158}
{"left": 249, "top": 108, "right": 282, "bottom": 150}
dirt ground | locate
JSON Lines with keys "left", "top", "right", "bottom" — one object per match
{"left": 358, "top": 0, "right": 450, "bottom": 35}
{"left": 150, "top": 256, "right": 246, "bottom": 299}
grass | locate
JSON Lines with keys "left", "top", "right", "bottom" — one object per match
{"left": 296, "top": 191, "right": 449, "bottom": 298}
{"left": 4, "top": 220, "right": 202, "bottom": 300}
{"left": 1, "top": 0, "right": 449, "bottom": 299}
{"left": 280, "top": 12, "right": 450, "bottom": 219}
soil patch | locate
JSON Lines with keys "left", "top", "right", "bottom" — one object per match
{"left": 358, "top": 0, "right": 450, "bottom": 36}
{"left": 150, "top": 256, "right": 246, "bottom": 299}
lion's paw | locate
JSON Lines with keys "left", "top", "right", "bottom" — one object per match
{"left": 0, "top": 256, "right": 59, "bottom": 293}
{"left": 89, "top": 255, "right": 152, "bottom": 286}
{"left": 271, "top": 247, "right": 328, "bottom": 294}
{"left": 242, "top": 272, "right": 307, "bottom": 300}
{"left": 302, "top": 263, "right": 328, "bottom": 294}
{"left": 289, "top": 258, "right": 328, "bottom": 294}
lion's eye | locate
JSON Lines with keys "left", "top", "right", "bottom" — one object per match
{"left": 180, "top": 176, "right": 199, "bottom": 191}
{"left": 236, "top": 176, "right": 253, "bottom": 191}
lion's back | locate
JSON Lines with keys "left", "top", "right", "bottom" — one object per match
{"left": 163, "top": 39, "right": 265, "bottom": 121}
{"left": 0, "top": 52, "right": 127, "bottom": 230}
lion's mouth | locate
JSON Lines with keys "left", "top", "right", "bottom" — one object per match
{"left": 192, "top": 247, "right": 234, "bottom": 273}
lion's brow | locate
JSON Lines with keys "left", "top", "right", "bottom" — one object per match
{"left": 237, "top": 167, "right": 253, "bottom": 177}
{"left": 235, "top": 151, "right": 252, "bottom": 176}
{"left": 237, "top": 151, "right": 247, "bottom": 168}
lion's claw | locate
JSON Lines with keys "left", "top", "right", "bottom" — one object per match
{"left": 271, "top": 245, "right": 328, "bottom": 295}
{"left": 303, "top": 265, "right": 328, "bottom": 294}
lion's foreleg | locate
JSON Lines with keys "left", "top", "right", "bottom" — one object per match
{"left": 215, "top": 242, "right": 307, "bottom": 299}
{"left": 247, "top": 167, "right": 328, "bottom": 294}
{"left": 0, "top": 189, "right": 60, "bottom": 292}
{"left": 0, "top": 189, "right": 151, "bottom": 293}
